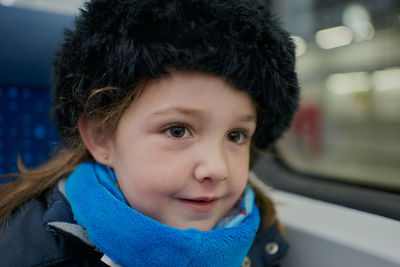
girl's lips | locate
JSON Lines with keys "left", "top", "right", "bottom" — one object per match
{"left": 177, "top": 197, "right": 219, "bottom": 213}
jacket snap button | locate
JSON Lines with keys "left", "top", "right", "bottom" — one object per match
{"left": 242, "top": 256, "right": 251, "bottom": 267}
{"left": 265, "top": 241, "right": 279, "bottom": 255}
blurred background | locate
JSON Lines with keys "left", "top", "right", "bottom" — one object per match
{"left": 270, "top": 0, "right": 400, "bottom": 192}
{"left": 0, "top": 0, "right": 399, "bottom": 192}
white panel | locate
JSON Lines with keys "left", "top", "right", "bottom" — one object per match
{"left": 250, "top": 175, "right": 400, "bottom": 267}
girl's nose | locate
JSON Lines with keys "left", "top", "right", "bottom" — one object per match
{"left": 193, "top": 142, "right": 229, "bottom": 183}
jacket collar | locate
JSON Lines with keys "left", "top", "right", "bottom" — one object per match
{"left": 43, "top": 179, "right": 94, "bottom": 246}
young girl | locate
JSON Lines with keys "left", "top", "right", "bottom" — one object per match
{"left": 0, "top": 0, "right": 299, "bottom": 266}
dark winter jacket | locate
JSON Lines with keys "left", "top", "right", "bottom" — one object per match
{"left": 0, "top": 183, "right": 288, "bottom": 267}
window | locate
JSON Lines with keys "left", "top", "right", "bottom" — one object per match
{"left": 274, "top": 0, "right": 400, "bottom": 191}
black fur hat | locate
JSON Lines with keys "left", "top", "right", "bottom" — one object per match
{"left": 51, "top": 0, "right": 299, "bottom": 149}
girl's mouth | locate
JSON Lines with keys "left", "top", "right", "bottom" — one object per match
{"left": 177, "top": 197, "right": 219, "bottom": 213}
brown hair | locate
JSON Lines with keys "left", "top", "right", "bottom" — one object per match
{"left": 0, "top": 145, "right": 89, "bottom": 221}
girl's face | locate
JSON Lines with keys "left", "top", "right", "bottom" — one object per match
{"left": 108, "top": 70, "right": 257, "bottom": 231}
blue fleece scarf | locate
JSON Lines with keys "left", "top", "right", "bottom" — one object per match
{"left": 65, "top": 162, "right": 260, "bottom": 267}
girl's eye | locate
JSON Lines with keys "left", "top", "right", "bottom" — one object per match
{"left": 227, "top": 131, "right": 246, "bottom": 144}
{"left": 166, "top": 126, "right": 190, "bottom": 139}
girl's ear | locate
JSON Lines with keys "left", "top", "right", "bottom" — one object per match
{"left": 78, "top": 114, "right": 113, "bottom": 166}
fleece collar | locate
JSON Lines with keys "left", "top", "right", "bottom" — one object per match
{"left": 65, "top": 162, "right": 260, "bottom": 267}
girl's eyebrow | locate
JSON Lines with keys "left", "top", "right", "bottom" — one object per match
{"left": 149, "top": 107, "right": 206, "bottom": 118}
{"left": 239, "top": 114, "right": 257, "bottom": 123}
{"left": 150, "top": 107, "right": 256, "bottom": 123}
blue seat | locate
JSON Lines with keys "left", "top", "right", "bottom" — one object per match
{"left": 0, "top": 86, "right": 58, "bottom": 174}
{"left": 0, "top": 6, "right": 73, "bottom": 177}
